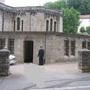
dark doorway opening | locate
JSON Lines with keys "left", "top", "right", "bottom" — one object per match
{"left": 24, "top": 41, "right": 33, "bottom": 63}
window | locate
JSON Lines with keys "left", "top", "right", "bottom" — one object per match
{"left": 0, "top": 38, "right": 5, "bottom": 49}
{"left": 64, "top": 40, "right": 69, "bottom": 56}
{"left": 88, "top": 42, "right": 90, "bottom": 50}
{"left": 71, "top": 40, "right": 76, "bottom": 56}
{"left": 50, "top": 19, "right": 53, "bottom": 31}
{"left": 82, "top": 41, "right": 86, "bottom": 49}
{"left": 14, "top": 20, "right": 15, "bottom": 32}
{"left": 17, "top": 17, "right": 20, "bottom": 30}
{"left": 21, "top": 20, "right": 23, "bottom": 31}
{"left": 46, "top": 20, "right": 49, "bottom": 31}
{"left": 8, "top": 39, "right": 14, "bottom": 54}
{"left": 54, "top": 21, "right": 56, "bottom": 32}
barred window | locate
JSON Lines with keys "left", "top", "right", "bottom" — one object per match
{"left": 64, "top": 40, "right": 69, "bottom": 56}
{"left": 8, "top": 39, "right": 14, "bottom": 54}
{"left": 82, "top": 41, "right": 86, "bottom": 49}
{"left": 71, "top": 40, "right": 76, "bottom": 56}
{"left": 0, "top": 38, "right": 5, "bottom": 49}
{"left": 17, "top": 17, "right": 20, "bottom": 30}
{"left": 88, "top": 42, "right": 90, "bottom": 50}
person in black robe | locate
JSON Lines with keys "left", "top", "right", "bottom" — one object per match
{"left": 38, "top": 46, "right": 45, "bottom": 65}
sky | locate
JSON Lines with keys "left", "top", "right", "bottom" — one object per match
{"left": 5, "top": 0, "right": 57, "bottom": 7}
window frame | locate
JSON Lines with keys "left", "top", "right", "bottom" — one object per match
{"left": 0, "top": 38, "right": 5, "bottom": 49}
{"left": 71, "top": 40, "right": 76, "bottom": 56}
{"left": 54, "top": 21, "right": 56, "bottom": 32}
{"left": 64, "top": 39, "right": 69, "bottom": 56}
{"left": 46, "top": 20, "right": 49, "bottom": 31}
{"left": 8, "top": 39, "right": 14, "bottom": 54}
{"left": 50, "top": 18, "right": 53, "bottom": 32}
{"left": 82, "top": 40, "right": 87, "bottom": 49}
{"left": 17, "top": 17, "right": 20, "bottom": 30}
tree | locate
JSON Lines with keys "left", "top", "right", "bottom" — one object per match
{"left": 44, "top": 0, "right": 67, "bottom": 10}
{"left": 63, "top": 8, "right": 80, "bottom": 33}
{"left": 44, "top": 0, "right": 80, "bottom": 34}
{"left": 45, "top": 0, "right": 90, "bottom": 15}
{"left": 67, "top": 0, "right": 90, "bottom": 15}
{"left": 86, "top": 26, "right": 90, "bottom": 34}
{"left": 67, "top": 0, "right": 81, "bottom": 10}
{"left": 80, "top": 27, "right": 86, "bottom": 33}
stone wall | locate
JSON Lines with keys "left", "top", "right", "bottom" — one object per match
{"left": 0, "top": 49, "right": 10, "bottom": 76}
{"left": 0, "top": 10, "right": 2, "bottom": 31}
{"left": 7, "top": 11, "right": 62, "bottom": 32}
{"left": 78, "top": 50, "right": 90, "bottom": 72}
{"left": 13, "top": 33, "right": 90, "bottom": 64}
{"left": 31, "top": 12, "right": 45, "bottom": 32}
{"left": 0, "top": 11, "right": 15, "bottom": 32}
{"left": 0, "top": 33, "right": 89, "bottom": 64}
{"left": 4, "top": 12, "right": 14, "bottom": 32}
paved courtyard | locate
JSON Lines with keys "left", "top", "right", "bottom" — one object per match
{"left": 0, "top": 62, "right": 90, "bottom": 90}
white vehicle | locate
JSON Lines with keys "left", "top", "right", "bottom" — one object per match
{"left": 9, "top": 54, "right": 16, "bottom": 65}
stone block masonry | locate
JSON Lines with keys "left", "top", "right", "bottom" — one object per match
{"left": 0, "top": 48, "right": 10, "bottom": 76}
{"left": 78, "top": 50, "right": 90, "bottom": 72}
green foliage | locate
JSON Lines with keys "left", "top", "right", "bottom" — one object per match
{"left": 80, "top": 27, "right": 86, "bottom": 33}
{"left": 67, "top": 0, "right": 90, "bottom": 15}
{"left": 44, "top": 0, "right": 80, "bottom": 34}
{"left": 44, "top": 0, "right": 67, "bottom": 10}
{"left": 63, "top": 8, "right": 80, "bottom": 33}
{"left": 45, "top": 0, "right": 90, "bottom": 14}
{"left": 67, "top": 0, "right": 81, "bottom": 10}
{"left": 86, "top": 26, "right": 90, "bottom": 34}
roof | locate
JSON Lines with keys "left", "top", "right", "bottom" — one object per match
{"left": 0, "top": 3, "right": 15, "bottom": 12}
{"left": 15, "top": 6, "right": 62, "bottom": 16}
{"left": 0, "top": 3, "right": 62, "bottom": 16}
{"left": 80, "top": 15, "right": 90, "bottom": 19}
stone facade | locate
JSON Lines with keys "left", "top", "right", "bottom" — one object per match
{"left": 0, "top": 3, "right": 89, "bottom": 64}
{"left": 78, "top": 50, "right": 90, "bottom": 72}
{"left": 0, "top": 48, "right": 10, "bottom": 76}
{"left": 0, "top": 32, "right": 90, "bottom": 64}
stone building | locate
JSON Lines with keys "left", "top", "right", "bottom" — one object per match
{"left": 78, "top": 15, "right": 90, "bottom": 33}
{"left": 0, "top": 3, "right": 90, "bottom": 64}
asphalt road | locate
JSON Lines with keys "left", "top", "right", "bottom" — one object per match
{"left": 0, "top": 62, "right": 90, "bottom": 90}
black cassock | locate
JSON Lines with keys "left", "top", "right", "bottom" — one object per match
{"left": 38, "top": 49, "right": 44, "bottom": 65}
